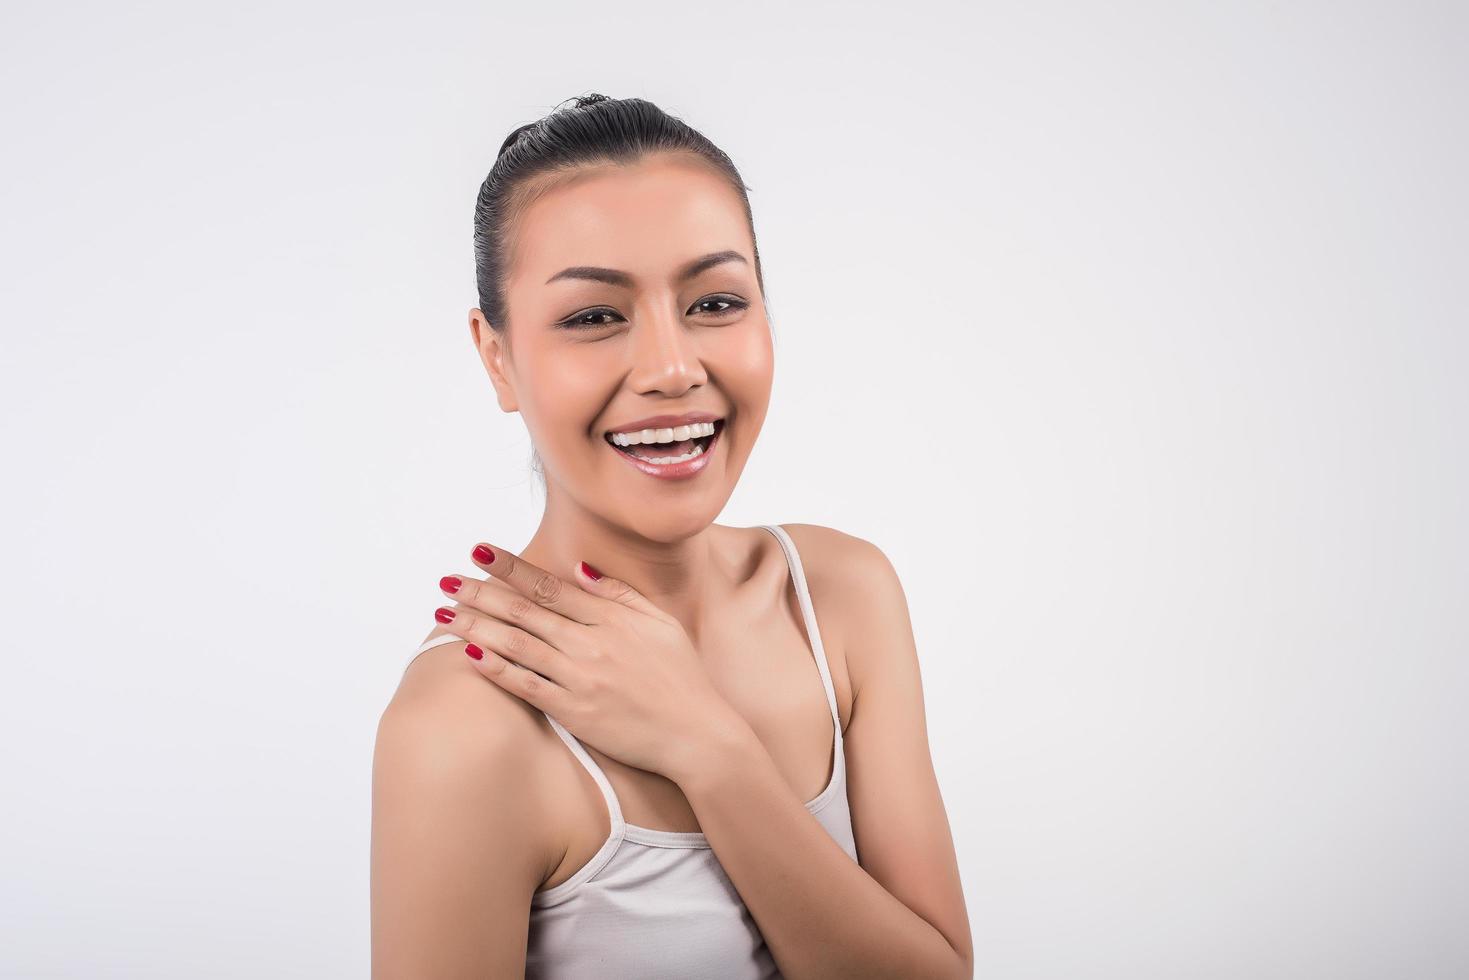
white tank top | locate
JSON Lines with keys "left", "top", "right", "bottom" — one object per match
{"left": 408, "top": 524, "right": 859, "bottom": 978}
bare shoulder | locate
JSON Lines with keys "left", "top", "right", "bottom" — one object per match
{"left": 370, "top": 638, "right": 562, "bottom": 975}
{"left": 377, "top": 636, "right": 558, "bottom": 828}
{"left": 772, "top": 523, "right": 908, "bottom": 701}
{"left": 775, "top": 522, "right": 892, "bottom": 569}
{"left": 775, "top": 522, "right": 903, "bottom": 603}
{"left": 390, "top": 633, "right": 550, "bottom": 731}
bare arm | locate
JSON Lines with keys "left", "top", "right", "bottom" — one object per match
{"left": 371, "top": 644, "right": 557, "bottom": 979}
{"left": 674, "top": 526, "right": 973, "bottom": 979}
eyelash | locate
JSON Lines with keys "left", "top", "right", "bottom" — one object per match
{"left": 556, "top": 295, "right": 749, "bottom": 330}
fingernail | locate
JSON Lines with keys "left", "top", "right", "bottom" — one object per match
{"left": 434, "top": 607, "right": 456, "bottom": 623}
{"left": 465, "top": 643, "right": 484, "bottom": 660}
{"left": 473, "top": 544, "right": 495, "bottom": 564}
{"left": 440, "top": 575, "right": 462, "bottom": 594}
{"left": 579, "top": 561, "right": 602, "bottom": 581}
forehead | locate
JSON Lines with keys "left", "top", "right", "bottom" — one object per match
{"left": 508, "top": 153, "right": 751, "bottom": 283}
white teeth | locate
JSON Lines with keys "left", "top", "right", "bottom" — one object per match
{"left": 608, "top": 420, "right": 718, "bottom": 447}
{"left": 621, "top": 442, "right": 707, "bottom": 466}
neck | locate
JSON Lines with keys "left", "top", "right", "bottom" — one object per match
{"left": 520, "top": 489, "right": 732, "bottom": 642}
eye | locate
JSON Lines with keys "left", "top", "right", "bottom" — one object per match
{"left": 554, "top": 295, "right": 749, "bottom": 331}
{"left": 556, "top": 307, "right": 625, "bottom": 330}
{"left": 690, "top": 294, "right": 749, "bottom": 318}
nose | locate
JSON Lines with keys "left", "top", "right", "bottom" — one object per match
{"left": 625, "top": 298, "right": 708, "bottom": 396}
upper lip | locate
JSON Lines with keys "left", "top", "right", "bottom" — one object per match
{"left": 604, "top": 411, "right": 724, "bottom": 436}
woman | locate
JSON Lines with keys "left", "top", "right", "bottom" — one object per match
{"left": 371, "top": 93, "right": 972, "bottom": 979}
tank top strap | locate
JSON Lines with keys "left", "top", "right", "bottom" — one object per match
{"left": 404, "top": 632, "right": 629, "bottom": 832}
{"left": 411, "top": 632, "right": 465, "bottom": 656}
{"left": 540, "top": 713, "right": 627, "bottom": 831}
{"left": 404, "top": 631, "right": 465, "bottom": 674}
{"left": 758, "top": 524, "right": 843, "bottom": 743}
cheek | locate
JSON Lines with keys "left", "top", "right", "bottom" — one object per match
{"left": 721, "top": 322, "right": 775, "bottom": 410}
{"left": 516, "top": 345, "right": 611, "bottom": 445}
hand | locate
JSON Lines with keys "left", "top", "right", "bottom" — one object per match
{"left": 432, "top": 542, "right": 751, "bottom": 783}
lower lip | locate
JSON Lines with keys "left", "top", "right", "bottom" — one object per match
{"left": 605, "top": 422, "right": 723, "bottom": 481}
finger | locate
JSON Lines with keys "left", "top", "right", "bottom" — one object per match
{"left": 464, "top": 636, "right": 568, "bottom": 717}
{"left": 439, "top": 567, "right": 580, "bottom": 649}
{"left": 573, "top": 560, "right": 674, "bottom": 622}
{"left": 431, "top": 603, "right": 573, "bottom": 689}
{"left": 469, "top": 542, "right": 602, "bottom": 625}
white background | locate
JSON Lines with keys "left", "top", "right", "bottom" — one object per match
{"left": 2, "top": 1, "right": 1465, "bottom": 977}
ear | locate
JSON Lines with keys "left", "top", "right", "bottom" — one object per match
{"left": 469, "top": 308, "right": 518, "bottom": 413}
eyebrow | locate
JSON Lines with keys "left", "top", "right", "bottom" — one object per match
{"left": 544, "top": 249, "right": 748, "bottom": 288}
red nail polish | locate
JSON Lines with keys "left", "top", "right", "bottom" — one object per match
{"left": 434, "top": 607, "right": 456, "bottom": 623}
{"left": 579, "top": 561, "right": 602, "bottom": 581}
{"left": 473, "top": 544, "right": 495, "bottom": 564}
{"left": 465, "top": 643, "right": 484, "bottom": 660}
{"left": 440, "top": 575, "right": 462, "bottom": 594}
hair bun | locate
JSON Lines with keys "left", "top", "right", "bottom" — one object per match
{"left": 573, "top": 93, "right": 612, "bottom": 108}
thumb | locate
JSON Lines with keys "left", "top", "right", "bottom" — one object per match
{"left": 574, "top": 560, "right": 669, "bottom": 620}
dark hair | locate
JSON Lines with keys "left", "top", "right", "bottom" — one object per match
{"left": 472, "top": 93, "right": 767, "bottom": 339}
{"left": 472, "top": 93, "right": 769, "bottom": 492}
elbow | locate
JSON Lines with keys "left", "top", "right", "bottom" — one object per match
{"left": 948, "top": 942, "right": 974, "bottom": 980}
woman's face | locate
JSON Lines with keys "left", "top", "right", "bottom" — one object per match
{"left": 471, "top": 151, "right": 773, "bottom": 540}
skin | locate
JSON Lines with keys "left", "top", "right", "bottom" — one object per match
{"left": 370, "top": 151, "right": 972, "bottom": 978}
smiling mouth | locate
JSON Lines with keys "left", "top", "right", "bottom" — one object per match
{"left": 604, "top": 419, "right": 724, "bottom": 465}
